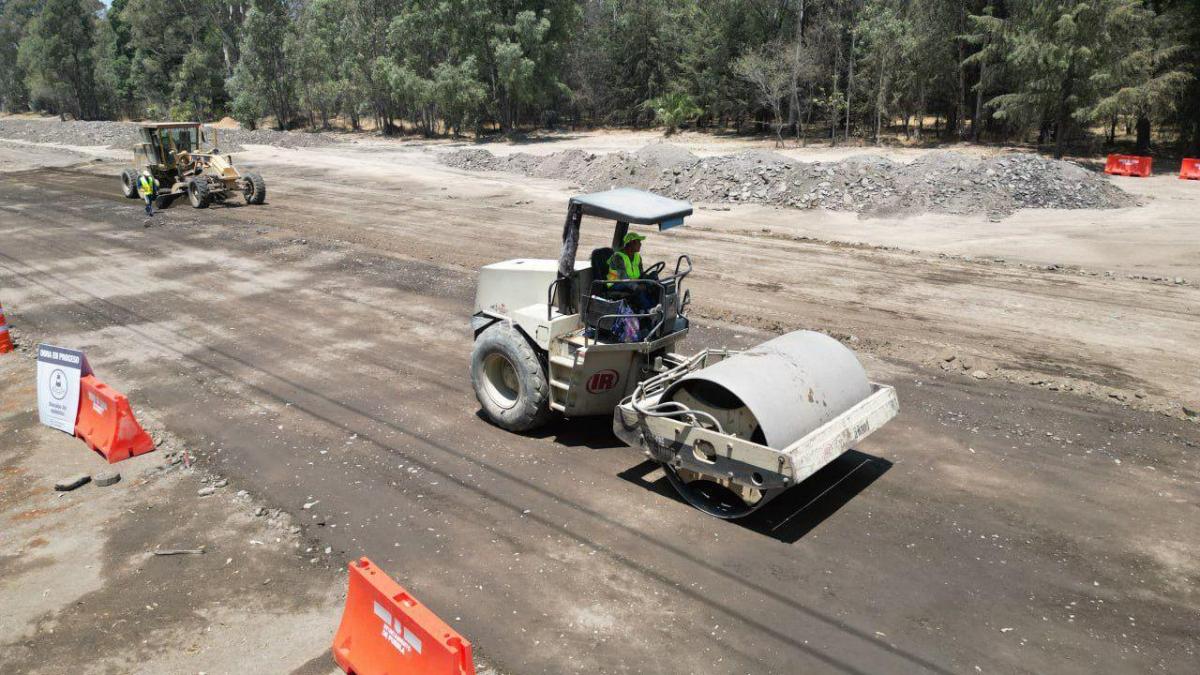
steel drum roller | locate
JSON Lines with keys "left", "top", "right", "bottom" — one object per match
{"left": 662, "top": 331, "right": 873, "bottom": 448}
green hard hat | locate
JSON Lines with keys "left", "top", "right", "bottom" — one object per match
{"left": 622, "top": 231, "right": 646, "bottom": 245}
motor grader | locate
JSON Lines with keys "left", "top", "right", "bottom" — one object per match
{"left": 120, "top": 122, "right": 265, "bottom": 209}
{"left": 470, "top": 188, "right": 899, "bottom": 518}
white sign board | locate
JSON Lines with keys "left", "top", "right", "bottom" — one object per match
{"left": 36, "top": 344, "right": 90, "bottom": 434}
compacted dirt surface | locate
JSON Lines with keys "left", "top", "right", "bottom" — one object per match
{"left": 0, "top": 119, "right": 1198, "bottom": 674}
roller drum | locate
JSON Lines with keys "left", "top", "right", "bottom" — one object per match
{"left": 662, "top": 330, "right": 872, "bottom": 449}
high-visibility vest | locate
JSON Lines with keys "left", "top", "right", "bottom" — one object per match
{"left": 138, "top": 175, "right": 156, "bottom": 196}
{"left": 608, "top": 250, "right": 641, "bottom": 281}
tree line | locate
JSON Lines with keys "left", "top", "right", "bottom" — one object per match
{"left": 1, "top": 0, "right": 1198, "bottom": 155}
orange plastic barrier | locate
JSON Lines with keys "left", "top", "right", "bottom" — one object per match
{"left": 1104, "top": 154, "right": 1152, "bottom": 177}
{"left": 332, "top": 558, "right": 475, "bottom": 675}
{"left": 74, "top": 375, "right": 155, "bottom": 463}
{"left": 0, "top": 302, "right": 12, "bottom": 354}
{"left": 1181, "top": 158, "right": 1200, "bottom": 180}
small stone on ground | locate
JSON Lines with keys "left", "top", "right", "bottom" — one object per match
{"left": 94, "top": 471, "right": 121, "bottom": 487}
{"left": 54, "top": 473, "right": 91, "bottom": 491}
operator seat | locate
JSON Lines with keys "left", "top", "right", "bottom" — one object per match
{"left": 589, "top": 247, "right": 614, "bottom": 298}
{"left": 585, "top": 246, "right": 631, "bottom": 340}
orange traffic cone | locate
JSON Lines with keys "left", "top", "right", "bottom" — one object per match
{"left": 0, "top": 302, "right": 13, "bottom": 353}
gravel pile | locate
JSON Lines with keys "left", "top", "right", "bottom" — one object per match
{"left": 442, "top": 144, "right": 1133, "bottom": 217}
{"left": 0, "top": 118, "right": 335, "bottom": 151}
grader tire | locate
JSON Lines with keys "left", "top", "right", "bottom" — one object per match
{"left": 471, "top": 324, "right": 550, "bottom": 432}
{"left": 243, "top": 172, "right": 266, "bottom": 205}
{"left": 188, "top": 178, "right": 211, "bottom": 209}
{"left": 120, "top": 169, "right": 139, "bottom": 199}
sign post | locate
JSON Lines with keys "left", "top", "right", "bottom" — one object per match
{"left": 36, "top": 344, "right": 90, "bottom": 434}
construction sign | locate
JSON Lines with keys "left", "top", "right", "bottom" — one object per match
{"left": 36, "top": 344, "right": 91, "bottom": 434}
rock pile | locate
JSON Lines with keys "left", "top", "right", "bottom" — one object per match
{"left": 441, "top": 144, "right": 1134, "bottom": 217}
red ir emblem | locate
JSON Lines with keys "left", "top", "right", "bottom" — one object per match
{"left": 586, "top": 370, "right": 620, "bottom": 394}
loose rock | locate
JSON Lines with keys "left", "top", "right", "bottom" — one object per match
{"left": 441, "top": 144, "right": 1134, "bottom": 218}
{"left": 94, "top": 471, "right": 121, "bottom": 487}
{"left": 54, "top": 474, "right": 91, "bottom": 491}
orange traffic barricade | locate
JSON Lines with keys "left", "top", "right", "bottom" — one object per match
{"left": 333, "top": 558, "right": 475, "bottom": 675}
{"left": 74, "top": 375, "right": 156, "bottom": 463}
{"left": 1181, "top": 158, "right": 1200, "bottom": 180}
{"left": 0, "top": 301, "right": 12, "bottom": 354}
{"left": 1104, "top": 154, "right": 1152, "bottom": 177}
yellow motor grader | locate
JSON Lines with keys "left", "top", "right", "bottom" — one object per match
{"left": 120, "top": 122, "right": 265, "bottom": 209}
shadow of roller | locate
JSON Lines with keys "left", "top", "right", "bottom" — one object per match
{"left": 618, "top": 449, "right": 892, "bottom": 544}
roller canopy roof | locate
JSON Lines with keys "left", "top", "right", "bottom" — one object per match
{"left": 569, "top": 188, "right": 693, "bottom": 229}
{"left": 139, "top": 122, "right": 202, "bottom": 128}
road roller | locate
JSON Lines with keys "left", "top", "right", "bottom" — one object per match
{"left": 469, "top": 188, "right": 898, "bottom": 518}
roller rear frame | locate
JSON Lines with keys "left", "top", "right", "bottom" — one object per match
{"left": 614, "top": 350, "right": 899, "bottom": 494}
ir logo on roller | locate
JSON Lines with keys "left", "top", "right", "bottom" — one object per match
{"left": 587, "top": 370, "right": 619, "bottom": 394}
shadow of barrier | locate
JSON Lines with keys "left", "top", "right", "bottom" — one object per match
{"left": 333, "top": 558, "right": 475, "bottom": 675}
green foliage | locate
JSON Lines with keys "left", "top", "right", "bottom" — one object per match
{"left": 642, "top": 91, "right": 702, "bottom": 135}
{"left": 972, "top": 0, "right": 1189, "bottom": 154}
{"left": 17, "top": 0, "right": 99, "bottom": 119}
{"left": 235, "top": 0, "right": 294, "bottom": 130}
{"left": 0, "top": 0, "right": 1195, "bottom": 148}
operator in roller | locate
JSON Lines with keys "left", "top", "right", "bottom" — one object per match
{"left": 607, "top": 231, "right": 659, "bottom": 312}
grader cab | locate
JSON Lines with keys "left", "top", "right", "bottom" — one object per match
{"left": 470, "top": 188, "right": 899, "bottom": 519}
{"left": 120, "top": 122, "right": 266, "bottom": 209}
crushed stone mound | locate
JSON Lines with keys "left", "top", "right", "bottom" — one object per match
{"left": 440, "top": 143, "right": 1134, "bottom": 217}
{"left": 0, "top": 118, "right": 335, "bottom": 152}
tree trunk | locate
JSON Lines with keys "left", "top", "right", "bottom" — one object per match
{"left": 1108, "top": 115, "right": 1117, "bottom": 145}
{"left": 972, "top": 60, "right": 986, "bottom": 142}
{"left": 788, "top": 0, "right": 806, "bottom": 137}
{"left": 830, "top": 35, "right": 841, "bottom": 144}
{"left": 1135, "top": 114, "right": 1151, "bottom": 155}
{"left": 845, "top": 30, "right": 855, "bottom": 142}
{"left": 916, "top": 84, "right": 926, "bottom": 140}
{"left": 1054, "top": 59, "right": 1076, "bottom": 159}
{"left": 874, "top": 61, "right": 885, "bottom": 145}
{"left": 956, "top": 3, "right": 967, "bottom": 139}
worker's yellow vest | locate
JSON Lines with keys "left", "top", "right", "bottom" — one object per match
{"left": 138, "top": 175, "right": 156, "bottom": 195}
{"left": 608, "top": 251, "right": 641, "bottom": 280}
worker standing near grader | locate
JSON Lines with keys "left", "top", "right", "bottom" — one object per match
{"left": 137, "top": 170, "right": 159, "bottom": 216}
{"left": 120, "top": 122, "right": 266, "bottom": 211}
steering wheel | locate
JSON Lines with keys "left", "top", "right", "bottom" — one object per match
{"left": 643, "top": 261, "right": 666, "bottom": 279}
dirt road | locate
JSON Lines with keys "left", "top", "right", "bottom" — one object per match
{"left": 0, "top": 136, "right": 1197, "bottom": 674}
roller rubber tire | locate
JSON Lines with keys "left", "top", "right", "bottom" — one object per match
{"left": 188, "top": 178, "right": 211, "bottom": 209}
{"left": 121, "top": 169, "right": 139, "bottom": 199}
{"left": 471, "top": 324, "right": 550, "bottom": 432}
{"left": 243, "top": 172, "right": 266, "bottom": 205}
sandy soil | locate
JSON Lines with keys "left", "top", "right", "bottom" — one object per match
{"left": 0, "top": 356, "right": 345, "bottom": 675}
{"left": 180, "top": 138, "right": 1200, "bottom": 416}
{"left": 0, "top": 125, "right": 1197, "bottom": 673}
